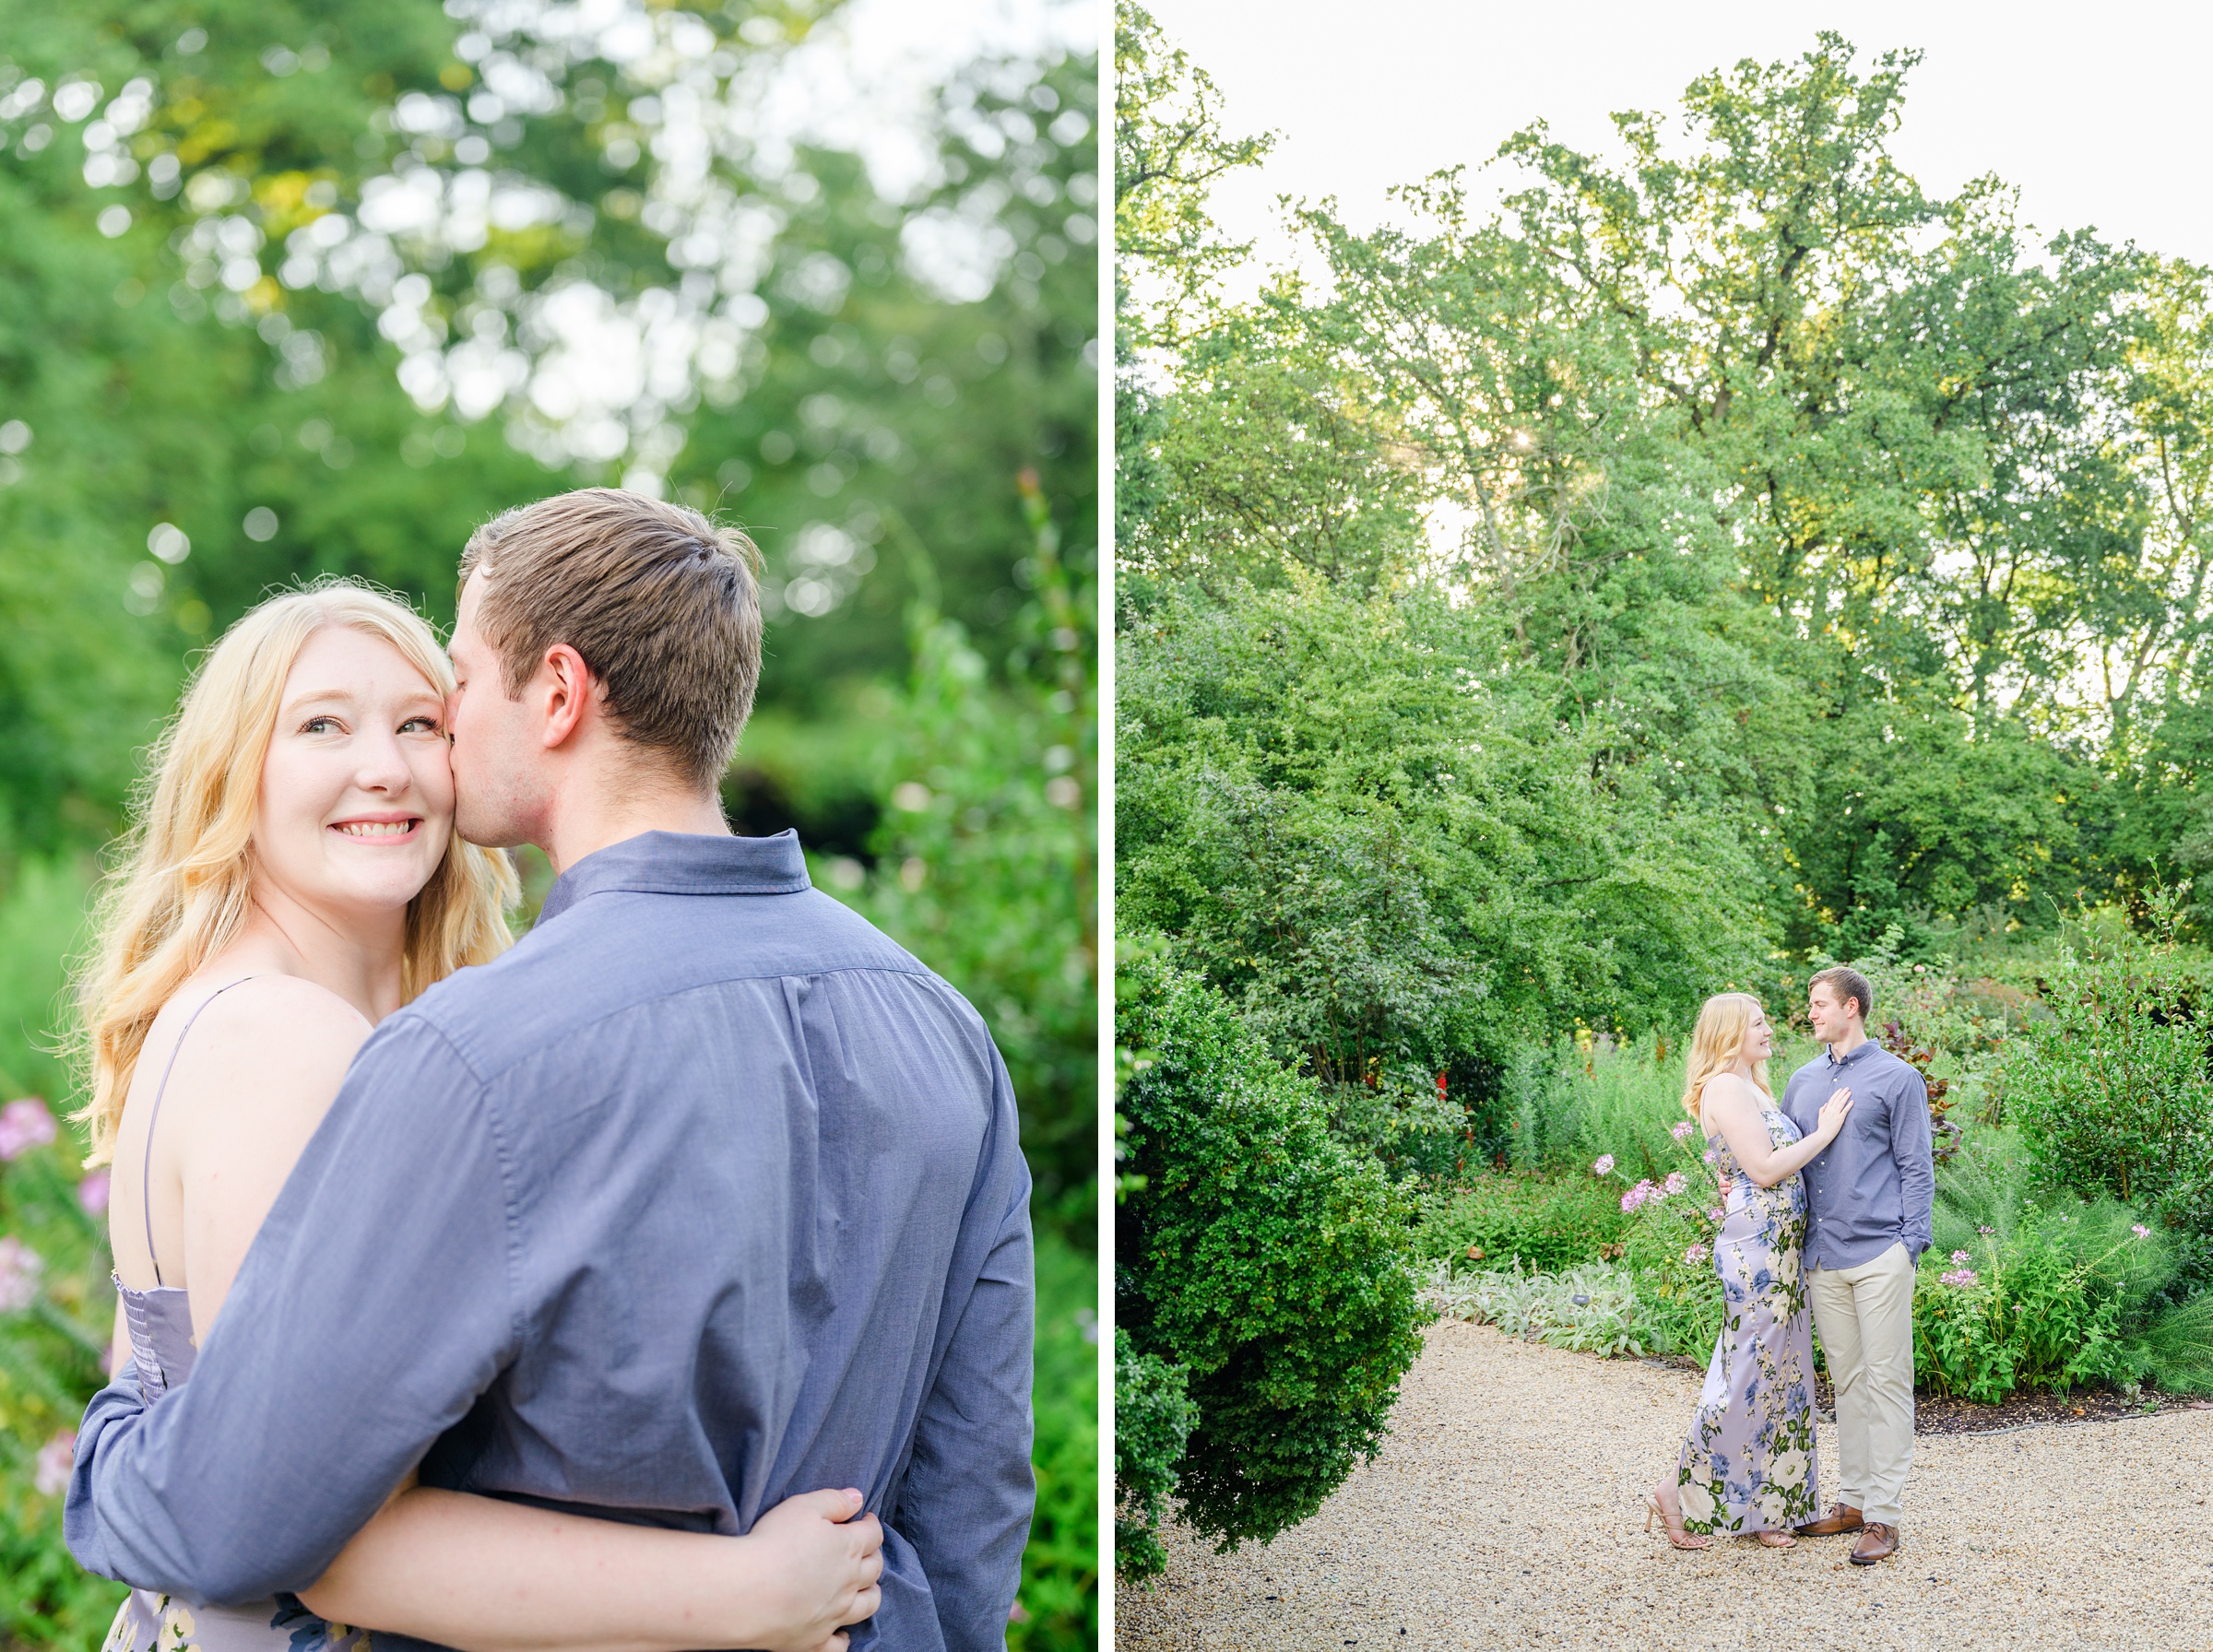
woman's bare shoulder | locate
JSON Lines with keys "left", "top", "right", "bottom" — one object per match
{"left": 1698, "top": 1071, "right": 1763, "bottom": 1113}
{"left": 158, "top": 974, "right": 373, "bottom": 1120}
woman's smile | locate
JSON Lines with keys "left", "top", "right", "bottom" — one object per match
{"left": 329, "top": 815, "right": 424, "bottom": 842}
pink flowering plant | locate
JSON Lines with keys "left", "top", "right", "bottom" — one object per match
{"left": 0, "top": 1075, "right": 132, "bottom": 1633}
{"left": 1911, "top": 1134, "right": 2210, "bottom": 1402}
{"left": 1580, "top": 1120, "right": 1733, "bottom": 1358}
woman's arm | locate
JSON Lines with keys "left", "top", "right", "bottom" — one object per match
{"left": 300, "top": 1486, "right": 882, "bottom": 1652}
{"left": 1702, "top": 1076, "right": 1851, "bottom": 1187}
{"left": 169, "top": 982, "right": 882, "bottom": 1652}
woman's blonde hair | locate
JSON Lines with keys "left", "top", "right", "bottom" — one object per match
{"left": 1680, "top": 992, "right": 1773, "bottom": 1120}
{"left": 70, "top": 580, "right": 517, "bottom": 1164}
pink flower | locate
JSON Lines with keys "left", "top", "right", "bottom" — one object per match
{"left": 1702, "top": 1149, "right": 1716, "bottom": 1164}
{"left": 1977, "top": 1225, "right": 1994, "bottom": 1235}
{"left": 1951, "top": 1249, "right": 1970, "bottom": 1264}
{"left": 1621, "top": 1179, "right": 1654, "bottom": 1213}
{"left": 0, "top": 1098, "right": 55, "bottom": 1161}
{"left": 1684, "top": 1243, "right": 1710, "bottom": 1265}
{"left": 1663, "top": 1172, "right": 1686, "bottom": 1197}
{"left": 1670, "top": 1120, "right": 1694, "bottom": 1140}
{"left": 1939, "top": 1268, "right": 1978, "bottom": 1289}
{"left": 2133, "top": 1224, "right": 2151, "bottom": 1240}
{"left": 1592, "top": 1154, "right": 1615, "bottom": 1176}
{"left": 1707, "top": 1207, "right": 1725, "bottom": 1226}
{"left": 0, "top": 1235, "right": 41, "bottom": 1312}
{"left": 32, "top": 1430, "right": 73, "bottom": 1497}
{"left": 77, "top": 1168, "right": 111, "bottom": 1218}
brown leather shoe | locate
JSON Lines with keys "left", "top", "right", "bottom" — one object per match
{"left": 1849, "top": 1522, "right": 1900, "bottom": 1564}
{"left": 1793, "top": 1502, "right": 1864, "bottom": 1537}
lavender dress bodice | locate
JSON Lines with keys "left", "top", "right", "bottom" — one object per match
{"left": 101, "top": 980, "right": 371, "bottom": 1652}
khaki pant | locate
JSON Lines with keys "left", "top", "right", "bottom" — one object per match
{"left": 1808, "top": 1241, "right": 1915, "bottom": 1527}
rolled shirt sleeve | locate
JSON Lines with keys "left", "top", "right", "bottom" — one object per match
{"left": 897, "top": 1045, "right": 1035, "bottom": 1652}
{"left": 1891, "top": 1064, "right": 1935, "bottom": 1261}
{"left": 67, "top": 1015, "right": 516, "bottom": 1605}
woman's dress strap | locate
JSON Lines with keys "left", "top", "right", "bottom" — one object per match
{"left": 139, "top": 976, "right": 255, "bottom": 1287}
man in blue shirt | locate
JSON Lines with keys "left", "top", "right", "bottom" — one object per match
{"left": 67, "top": 489, "right": 1035, "bottom": 1650}
{"left": 1780, "top": 965, "right": 1933, "bottom": 1567}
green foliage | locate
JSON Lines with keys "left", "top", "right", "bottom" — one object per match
{"left": 821, "top": 481, "right": 1095, "bottom": 1226}
{"left": 1116, "top": 955, "right": 1424, "bottom": 1552}
{"left": 0, "top": 1093, "right": 127, "bottom": 1638}
{"left": 1111, "top": 1328, "right": 1196, "bottom": 1585}
{"left": 1010, "top": 1231, "right": 1097, "bottom": 1650}
{"left": 1421, "top": 1258, "right": 1641, "bottom": 1358}
{"left": 2001, "top": 898, "right": 2213, "bottom": 1239}
{"left": 1118, "top": 20, "right": 2213, "bottom": 966}
{"left": 1619, "top": 1194, "right": 1729, "bottom": 1362}
{"left": 1111, "top": 1, "right": 1272, "bottom": 349}
{"left": 1117, "top": 576, "right": 1768, "bottom": 1087}
{"left": 1414, "top": 1174, "right": 1627, "bottom": 1275}
{"left": 1497, "top": 1034, "right": 1697, "bottom": 1178}
{"left": 1915, "top": 1131, "right": 2213, "bottom": 1400}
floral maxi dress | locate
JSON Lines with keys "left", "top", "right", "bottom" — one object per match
{"left": 1675, "top": 1098, "right": 1821, "bottom": 1535}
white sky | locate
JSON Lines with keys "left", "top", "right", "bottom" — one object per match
{"left": 779, "top": 0, "right": 1094, "bottom": 196}
{"left": 1145, "top": 0, "right": 2213, "bottom": 294}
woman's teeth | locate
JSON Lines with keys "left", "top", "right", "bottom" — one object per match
{"left": 335, "top": 820, "right": 414, "bottom": 837}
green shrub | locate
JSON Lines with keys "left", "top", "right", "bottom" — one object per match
{"left": 1112, "top": 1329, "right": 1197, "bottom": 1584}
{"left": 1915, "top": 1129, "right": 2213, "bottom": 1400}
{"left": 1414, "top": 1173, "right": 1627, "bottom": 1273}
{"left": 1117, "top": 955, "right": 1425, "bottom": 1551}
{"left": 1115, "top": 578, "right": 1770, "bottom": 1096}
{"left": 1323, "top": 1071, "right": 1464, "bottom": 1181}
{"left": 2001, "top": 900, "right": 2213, "bottom": 1240}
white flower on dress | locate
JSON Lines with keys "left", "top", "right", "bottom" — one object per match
{"left": 1677, "top": 1476, "right": 1716, "bottom": 1526}
{"left": 1769, "top": 1448, "right": 1809, "bottom": 1489}
{"left": 1754, "top": 1487, "right": 1787, "bottom": 1528}
{"left": 1777, "top": 1248, "right": 1800, "bottom": 1288}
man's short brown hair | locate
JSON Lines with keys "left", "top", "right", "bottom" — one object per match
{"left": 459, "top": 488, "right": 763, "bottom": 788}
{"left": 1809, "top": 965, "right": 1874, "bottom": 1024}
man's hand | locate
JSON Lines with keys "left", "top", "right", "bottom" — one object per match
{"left": 742, "top": 1488, "right": 884, "bottom": 1652}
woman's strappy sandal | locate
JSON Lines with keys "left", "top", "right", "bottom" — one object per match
{"left": 1644, "top": 1492, "right": 1711, "bottom": 1551}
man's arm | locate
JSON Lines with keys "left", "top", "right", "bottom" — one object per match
{"left": 68, "top": 1014, "right": 517, "bottom": 1605}
{"left": 1890, "top": 1065, "right": 1935, "bottom": 1260}
{"left": 899, "top": 1044, "right": 1035, "bottom": 1652}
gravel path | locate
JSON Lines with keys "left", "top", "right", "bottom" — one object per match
{"left": 1118, "top": 1319, "right": 2213, "bottom": 1651}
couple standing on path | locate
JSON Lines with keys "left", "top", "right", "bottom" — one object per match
{"left": 64, "top": 488, "right": 1034, "bottom": 1651}
{"left": 1646, "top": 968, "right": 1935, "bottom": 1566}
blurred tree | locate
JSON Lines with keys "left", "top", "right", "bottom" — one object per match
{"left": 0, "top": 0, "right": 1095, "bottom": 835}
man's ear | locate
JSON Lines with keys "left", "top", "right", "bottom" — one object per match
{"left": 538, "top": 643, "right": 598, "bottom": 750}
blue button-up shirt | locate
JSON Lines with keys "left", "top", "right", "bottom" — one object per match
{"left": 67, "top": 831, "right": 1035, "bottom": 1652}
{"left": 1780, "top": 1037, "right": 1935, "bottom": 1271}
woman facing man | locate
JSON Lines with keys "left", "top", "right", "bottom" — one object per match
{"left": 1646, "top": 972, "right": 1935, "bottom": 1564}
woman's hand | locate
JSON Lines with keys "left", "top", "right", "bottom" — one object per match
{"left": 743, "top": 1488, "right": 885, "bottom": 1652}
{"left": 1815, "top": 1085, "right": 1853, "bottom": 1144}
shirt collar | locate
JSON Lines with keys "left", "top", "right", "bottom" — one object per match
{"left": 538, "top": 830, "right": 811, "bottom": 925}
{"left": 1826, "top": 1036, "right": 1882, "bottom": 1068}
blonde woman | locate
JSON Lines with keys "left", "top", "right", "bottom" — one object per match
{"left": 1644, "top": 994, "right": 1851, "bottom": 1552}
{"left": 73, "top": 583, "right": 881, "bottom": 1651}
